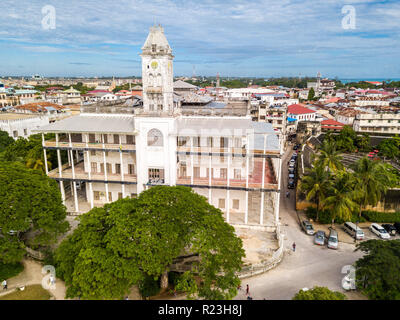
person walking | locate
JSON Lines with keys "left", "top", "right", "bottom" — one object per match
{"left": 286, "top": 191, "right": 290, "bottom": 198}
{"left": 246, "top": 284, "right": 249, "bottom": 295}
{"left": 292, "top": 242, "right": 296, "bottom": 252}
{"left": 2, "top": 280, "right": 7, "bottom": 290}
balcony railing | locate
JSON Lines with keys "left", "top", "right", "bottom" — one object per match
{"left": 44, "top": 140, "right": 136, "bottom": 151}
{"left": 48, "top": 162, "right": 137, "bottom": 183}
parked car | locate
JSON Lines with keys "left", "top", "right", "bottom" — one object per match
{"left": 382, "top": 224, "right": 397, "bottom": 236}
{"left": 314, "top": 230, "right": 326, "bottom": 246}
{"left": 293, "top": 145, "right": 298, "bottom": 150}
{"left": 327, "top": 229, "right": 339, "bottom": 249}
{"left": 289, "top": 158, "right": 296, "bottom": 164}
{"left": 289, "top": 163, "right": 295, "bottom": 170}
{"left": 369, "top": 223, "right": 390, "bottom": 239}
{"left": 288, "top": 179, "right": 295, "bottom": 189}
{"left": 288, "top": 173, "right": 295, "bottom": 180}
{"left": 343, "top": 222, "right": 364, "bottom": 240}
{"left": 292, "top": 153, "right": 298, "bottom": 158}
{"left": 288, "top": 167, "right": 295, "bottom": 174}
{"left": 394, "top": 222, "right": 400, "bottom": 233}
{"left": 301, "top": 220, "right": 315, "bottom": 235}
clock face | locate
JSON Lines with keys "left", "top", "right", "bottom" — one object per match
{"left": 151, "top": 60, "right": 158, "bottom": 70}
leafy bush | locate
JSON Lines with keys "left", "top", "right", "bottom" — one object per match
{"left": 305, "top": 207, "right": 366, "bottom": 224}
{"left": 138, "top": 275, "right": 160, "bottom": 298}
{"left": 42, "top": 249, "right": 56, "bottom": 266}
{"left": 293, "top": 286, "right": 347, "bottom": 300}
{"left": 362, "top": 210, "right": 400, "bottom": 223}
{"left": 0, "top": 262, "right": 24, "bottom": 280}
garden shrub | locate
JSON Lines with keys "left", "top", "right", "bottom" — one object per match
{"left": 0, "top": 262, "right": 24, "bottom": 280}
{"left": 362, "top": 210, "right": 400, "bottom": 223}
{"left": 305, "top": 207, "right": 366, "bottom": 224}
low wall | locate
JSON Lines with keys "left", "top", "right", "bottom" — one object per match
{"left": 238, "top": 223, "right": 284, "bottom": 279}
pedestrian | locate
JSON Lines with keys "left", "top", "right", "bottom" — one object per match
{"left": 286, "top": 191, "right": 290, "bottom": 198}
{"left": 247, "top": 295, "right": 253, "bottom": 300}
{"left": 246, "top": 284, "right": 249, "bottom": 295}
{"left": 2, "top": 280, "right": 7, "bottom": 290}
{"left": 292, "top": 242, "right": 296, "bottom": 252}
{"left": 49, "top": 275, "right": 56, "bottom": 286}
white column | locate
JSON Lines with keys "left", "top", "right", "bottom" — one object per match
{"left": 86, "top": 150, "right": 94, "bottom": 209}
{"left": 42, "top": 134, "right": 48, "bottom": 174}
{"left": 208, "top": 152, "right": 212, "bottom": 203}
{"left": 245, "top": 137, "right": 249, "bottom": 225}
{"left": 260, "top": 134, "right": 267, "bottom": 225}
{"left": 119, "top": 135, "right": 125, "bottom": 197}
{"left": 67, "top": 150, "right": 71, "bottom": 166}
{"left": 190, "top": 137, "right": 194, "bottom": 185}
{"left": 275, "top": 136, "right": 283, "bottom": 223}
{"left": 70, "top": 149, "right": 79, "bottom": 213}
{"left": 103, "top": 135, "right": 109, "bottom": 202}
{"left": 57, "top": 148, "right": 65, "bottom": 203}
{"left": 226, "top": 137, "right": 231, "bottom": 223}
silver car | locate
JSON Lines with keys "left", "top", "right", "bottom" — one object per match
{"left": 314, "top": 230, "right": 326, "bottom": 246}
{"left": 301, "top": 220, "right": 315, "bottom": 235}
{"left": 327, "top": 229, "right": 339, "bottom": 249}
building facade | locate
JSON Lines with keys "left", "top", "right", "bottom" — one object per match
{"left": 36, "top": 26, "right": 282, "bottom": 227}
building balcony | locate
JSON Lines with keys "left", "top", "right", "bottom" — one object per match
{"left": 48, "top": 161, "right": 137, "bottom": 183}
{"left": 44, "top": 140, "right": 136, "bottom": 152}
{"left": 176, "top": 158, "right": 278, "bottom": 190}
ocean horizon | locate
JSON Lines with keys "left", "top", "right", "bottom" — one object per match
{"left": 339, "top": 78, "right": 400, "bottom": 84}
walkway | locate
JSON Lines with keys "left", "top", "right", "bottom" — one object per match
{"left": 234, "top": 145, "right": 365, "bottom": 300}
{"left": 0, "top": 259, "right": 66, "bottom": 300}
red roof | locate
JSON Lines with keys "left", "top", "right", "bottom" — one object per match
{"left": 288, "top": 104, "right": 316, "bottom": 115}
{"left": 321, "top": 119, "right": 345, "bottom": 126}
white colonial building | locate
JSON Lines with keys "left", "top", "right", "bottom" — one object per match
{"left": 36, "top": 26, "right": 282, "bottom": 227}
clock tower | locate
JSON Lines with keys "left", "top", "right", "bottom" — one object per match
{"left": 140, "top": 25, "right": 174, "bottom": 114}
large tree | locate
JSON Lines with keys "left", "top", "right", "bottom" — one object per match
{"left": 352, "top": 157, "right": 393, "bottom": 217}
{"left": 0, "top": 162, "right": 69, "bottom": 264}
{"left": 300, "top": 163, "right": 332, "bottom": 222}
{"left": 355, "top": 240, "right": 400, "bottom": 300}
{"left": 55, "top": 186, "right": 245, "bottom": 300}
{"left": 378, "top": 136, "right": 400, "bottom": 160}
{"left": 293, "top": 286, "right": 347, "bottom": 300}
{"left": 0, "top": 130, "right": 14, "bottom": 153}
{"left": 316, "top": 140, "right": 344, "bottom": 172}
{"left": 322, "top": 171, "right": 359, "bottom": 224}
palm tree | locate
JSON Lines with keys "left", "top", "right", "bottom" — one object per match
{"left": 299, "top": 163, "right": 332, "bottom": 222}
{"left": 352, "top": 157, "right": 392, "bottom": 217}
{"left": 322, "top": 171, "right": 359, "bottom": 225}
{"left": 316, "top": 140, "right": 344, "bottom": 172}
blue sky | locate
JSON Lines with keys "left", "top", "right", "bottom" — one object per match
{"left": 0, "top": 0, "right": 399, "bottom": 78}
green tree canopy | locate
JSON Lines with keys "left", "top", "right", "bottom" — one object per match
{"left": 378, "top": 136, "right": 400, "bottom": 160}
{"left": 322, "top": 171, "right": 359, "bottom": 223}
{"left": 352, "top": 157, "right": 393, "bottom": 216}
{"left": 355, "top": 240, "right": 400, "bottom": 300}
{"left": 300, "top": 163, "right": 332, "bottom": 222}
{"left": 307, "top": 87, "right": 315, "bottom": 100}
{"left": 316, "top": 140, "right": 344, "bottom": 172}
{"left": 292, "top": 286, "right": 347, "bottom": 300}
{"left": 0, "top": 130, "right": 14, "bottom": 153}
{"left": 0, "top": 162, "right": 69, "bottom": 264}
{"left": 55, "top": 186, "right": 245, "bottom": 300}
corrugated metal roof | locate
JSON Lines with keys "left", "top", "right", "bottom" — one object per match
{"left": 34, "top": 115, "right": 135, "bottom": 133}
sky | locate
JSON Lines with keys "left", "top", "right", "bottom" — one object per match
{"left": 0, "top": 0, "right": 399, "bottom": 78}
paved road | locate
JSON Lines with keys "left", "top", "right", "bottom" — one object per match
{"left": 235, "top": 146, "right": 364, "bottom": 300}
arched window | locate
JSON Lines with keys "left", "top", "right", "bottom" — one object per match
{"left": 147, "top": 128, "right": 163, "bottom": 147}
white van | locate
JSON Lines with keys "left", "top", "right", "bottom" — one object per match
{"left": 343, "top": 222, "right": 364, "bottom": 240}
